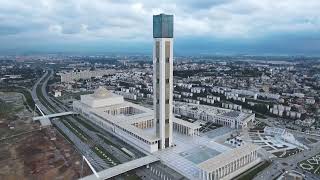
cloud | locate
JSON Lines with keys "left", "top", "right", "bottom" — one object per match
{"left": 0, "top": 0, "right": 319, "bottom": 54}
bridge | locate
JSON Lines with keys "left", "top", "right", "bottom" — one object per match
{"left": 32, "top": 104, "right": 77, "bottom": 126}
{"left": 80, "top": 155, "right": 160, "bottom": 180}
{"left": 33, "top": 111, "right": 77, "bottom": 121}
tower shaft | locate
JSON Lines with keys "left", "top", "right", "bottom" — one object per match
{"left": 153, "top": 14, "right": 174, "bottom": 149}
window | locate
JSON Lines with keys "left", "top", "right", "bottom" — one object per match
{"left": 166, "top": 79, "right": 169, "bottom": 84}
{"left": 156, "top": 58, "right": 159, "bottom": 63}
{"left": 157, "top": 78, "right": 159, "bottom": 84}
{"left": 157, "top": 99, "right": 159, "bottom": 104}
{"left": 166, "top": 58, "right": 169, "bottom": 63}
{"left": 166, "top": 99, "right": 169, "bottom": 104}
{"left": 165, "top": 119, "right": 169, "bottom": 123}
{"left": 156, "top": 41, "right": 160, "bottom": 58}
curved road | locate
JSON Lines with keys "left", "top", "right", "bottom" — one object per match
{"left": 31, "top": 70, "right": 52, "bottom": 114}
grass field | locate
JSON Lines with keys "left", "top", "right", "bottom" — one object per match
{"left": 273, "top": 148, "right": 302, "bottom": 158}
{"left": 92, "top": 145, "right": 120, "bottom": 166}
{"left": 235, "top": 161, "right": 271, "bottom": 180}
{"left": 299, "top": 153, "right": 320, "bottom": 175}
{"left": 0, "top": 87, "right": 35, "bottom": 112}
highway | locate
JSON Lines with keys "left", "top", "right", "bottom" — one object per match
{"left": 31, "top": 71, "right": 121, "bottom": 170}
{"left": 31, "top": 70, "right": 183, "bottom": 180}
{"left": 31, "top": 70, "right": 50, "bottom": 114}
{"left": 31, "top": 70, "right": 140, "bottom": 169}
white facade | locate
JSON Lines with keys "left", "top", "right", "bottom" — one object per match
{"left": 174, "top": 102, "right": 255, "bottom": 129}
{"left": 73, "top": 87, "right": 160, "bottom": 153}
{"left": 153, "top": 37, "right": 174, "bottom": 149}
{"left": 198, "top": 144, "right": 260, "bottom": 180}
{"left": 73, "top": 87, "right": 202, "bottom": 153}
{"left": 53, "top": 91, "right": 61, "bottom": 97}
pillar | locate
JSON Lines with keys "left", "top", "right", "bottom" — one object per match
{"left": 216, "top": 169, "right": 219, "bottom": 180}
{"left": 202, "top": 170, "right": 205, "bottom": 180}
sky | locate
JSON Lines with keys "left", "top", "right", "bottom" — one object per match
{"left": 0, "top": 0, "right": 320, "bottom": 56}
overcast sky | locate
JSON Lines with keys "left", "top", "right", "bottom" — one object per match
{"left": 0, "top": 0, "right": 320, "bottom": 55}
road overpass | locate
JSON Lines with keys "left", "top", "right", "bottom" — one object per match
{"left": 33, "top": 111, "right": 77, "bottom": 121}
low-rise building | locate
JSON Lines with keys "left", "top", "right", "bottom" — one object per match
{"left": 174, "top": 102, "right": 255, "bottom": 129}
{"left": 59, "top": 69, "right": 116, "bottom": 83}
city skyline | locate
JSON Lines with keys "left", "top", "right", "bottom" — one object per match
{"left": 1, "top": 0, "right": 320, "bottom": 55}
{"left": 0, "top": 12, "right": 319, "bottom": 179}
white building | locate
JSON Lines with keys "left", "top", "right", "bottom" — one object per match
{"left": 153, "top": 14, "right": 174, "bottom": 149}
{"left": 264, "top": 127, "right": 308, "bottom": 149}
{"left": 114, "top": 91, "right": 137, "bottom": 100}
{"left": 174, "top": 102, "right": 255, "bottom": 129}
{"left": 73, "top": 87, "right": 200, "bottom": 153}
{"left": 73, "top": 87, "right": 159, "bottom": 153}
{"left": 264, "top": 127, "right": 286, "bottom": 136}
{"left": 73, "top": 14, "right": 203, "bottom": 153}
{"left": 198, "top": 144, "right": 260, "bottom": 180}
{"left": 306, "top": 98, "right": 315, "bottom": 105}
{"left": 59, "top": 69, "right": 115, "bottom": 83}
{"left": 295, "top": 118, "right": 315, "bottom": 127}
{"left": 53, "top": 90, "right": 61, "bottom": 97}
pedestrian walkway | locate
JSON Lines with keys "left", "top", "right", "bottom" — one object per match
{"left": 80, "top": 155, "right": 159, "bottom": 180}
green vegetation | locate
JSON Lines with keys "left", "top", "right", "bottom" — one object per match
{"left": 255, "top": 121, "right": 268, "bottom": 129}
{"left": 97, "top": 134, "right": 132, "bottom": 157}
{"left": 0, "top": 87, "right": 35, "bottom": 112}
{"left": 60, "top": 119, "right": 90, "bottom": 142}
{"left": 235, "top": 161, "right": 271, "bottom": 180}
{"left": 73, "top": 116, "right": 99, "bottom": 133}
{"left": 123, "top": 173, "right": 141, "bottom": 180}
{"left": 36, "top": 83, "right": 57, "bottom": 113}
{"left": 92, "top": 145, "right": 120, "bottom": 166}
{"left": 298, "top": 153, "right": 320, "bottom": 175}
{"left": 174, "top": 69, "right": 209, "bottom": 78}
{"left": 59, "top": 91, "right": 93, "bottom": 100}
{"left": 0, "top": 100, "right": 14, "bottom": 116}
{"left": 273, "top": 148, "right": 302, "bottom": 158}
{"left": 255, "top": 113, "right": 267, "bottom": 119}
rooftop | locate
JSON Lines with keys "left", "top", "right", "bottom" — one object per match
{"left": 93, "top": 87, "right": 112, "bottom": 98}
{"left": 153, "top": 13, "right": 174, "bottom": 38}
{"left": 197, "top": 143, "right": 259, "bottom": 172}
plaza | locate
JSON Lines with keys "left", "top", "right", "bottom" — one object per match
{"left": 247, "top": 129, "right": 300, "bottom": 154}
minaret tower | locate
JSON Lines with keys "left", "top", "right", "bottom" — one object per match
{"left": 153, "top": 14, "right": 174, "bottom": 149}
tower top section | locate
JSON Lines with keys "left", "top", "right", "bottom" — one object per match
{"left": 153, "top": 14, "right": 173, "bottom": 38}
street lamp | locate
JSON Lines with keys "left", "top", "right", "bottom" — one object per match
{"left": 81, "top": 154, "right": 100, "bottom": 179}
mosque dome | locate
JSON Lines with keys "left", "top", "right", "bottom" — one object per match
{"left": 93, "top": 87, "right": 111, "bottom": 98}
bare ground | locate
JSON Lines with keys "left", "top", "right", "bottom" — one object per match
{"left": 0, "top": 92, "right": 91, "bottom": 180}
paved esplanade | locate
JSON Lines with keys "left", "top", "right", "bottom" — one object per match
{"left": 253, "top": 137, "right": 320, "bottom": 180}
{"left": 79, "top": 155, "right": 159, "bottom": 180}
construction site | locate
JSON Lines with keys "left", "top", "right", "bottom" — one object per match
{"left": 0, "top": 92, "right": 90, "bottom": 180}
